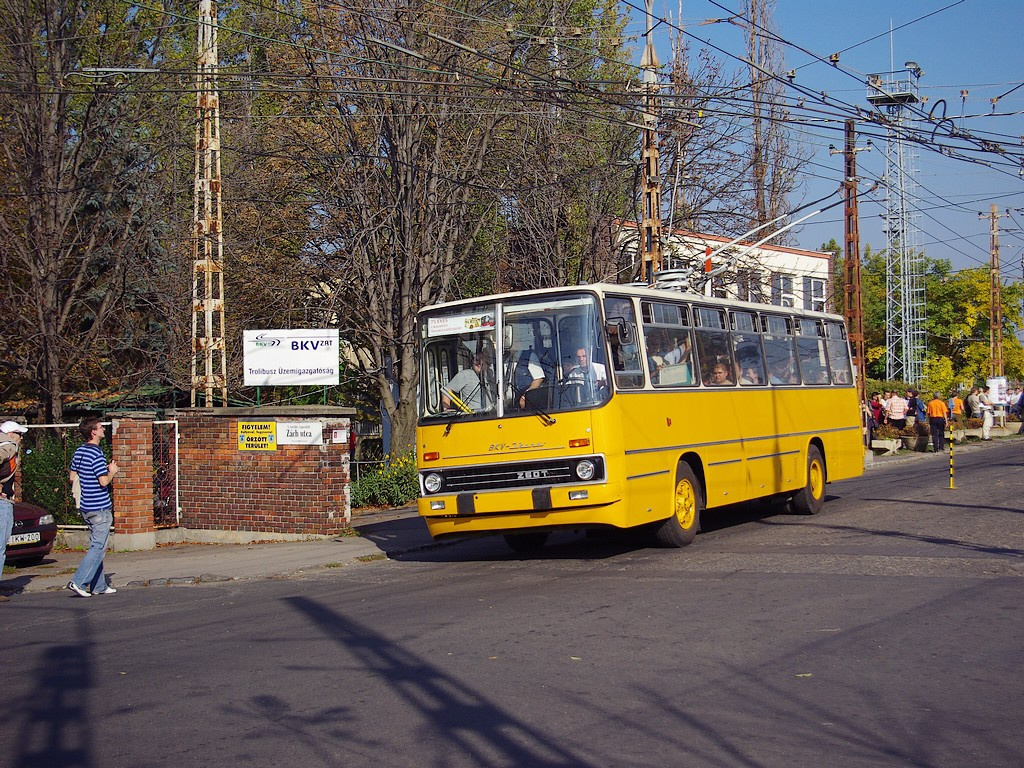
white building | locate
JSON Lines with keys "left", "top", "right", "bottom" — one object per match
{"left": 616, "top": 223, "right": 834, "bottom": 312}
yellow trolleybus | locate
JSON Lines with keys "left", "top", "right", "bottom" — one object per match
{"left": 416, "top": 283, "right": 864, "bottom": 551}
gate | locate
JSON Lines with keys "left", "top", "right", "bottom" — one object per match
{"left": 153, "top": 420, "right": 179, "bottom": 527}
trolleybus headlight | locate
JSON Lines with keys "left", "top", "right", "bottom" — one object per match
{"left": 575, "top": 460, "right": 596, "bottom": 481}
{"left": 424, "top": 473, "right": 443, "bottom": 494}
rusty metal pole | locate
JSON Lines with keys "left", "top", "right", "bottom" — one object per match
{"left": 191, "top": 0, "right": 228, "bottom": 407}
{"left": 639, "top": 0, "right": 662, "bottom": 284}
{"left": 842, "top": 120, "right": 867, "bottom": 411}
{"left": 988, "top": 204, "right": 1004, "bottom": 377}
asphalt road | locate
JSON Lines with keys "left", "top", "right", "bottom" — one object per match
{"left": 3, "top": 441, "right": 1023, "bottom": 768}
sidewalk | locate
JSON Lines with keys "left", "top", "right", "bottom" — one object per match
{"left": 2, "top": 437, "right": 1014, "bottom": 598}
{"left": 864, "top": 433, "right": 1002, "bottom": 469}
{"left": 1, "top": 506, "right": 435, "bottom": 597}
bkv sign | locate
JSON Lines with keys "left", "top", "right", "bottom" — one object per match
{"left": 243, "top": 329, "right": 340, "bottom": 386}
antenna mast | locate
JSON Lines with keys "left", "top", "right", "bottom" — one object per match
{"left": 639, "top": 0, "right": 663, "bottom": 284}
{"left": 191, "top": 0, "right": 228, "bottom": 406}
{"left": 867, "top": 63, "right": 925, "bottom": 384}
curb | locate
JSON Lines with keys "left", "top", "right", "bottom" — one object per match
{"left": 864, "top": 435, "right": 1017, "bottom": 470}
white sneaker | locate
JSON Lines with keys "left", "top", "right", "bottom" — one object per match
{"left": 66, "top": 581, "right": 92, "bottom": 598}
{"left": 94, "top": 585, "right": 117, "bottom": 595}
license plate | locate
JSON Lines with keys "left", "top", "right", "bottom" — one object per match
{"left": 7, "top": 532, "right": 41, "bottom": 545}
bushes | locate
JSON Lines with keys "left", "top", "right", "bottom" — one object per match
{"left": 873, "top": 424, "right": 900, "bottom": 439}
{"left": 351, "top": 452, "right": 419, "bottom": 509}
{"left": 20, "top": 430, "right": 84, "bottom": 525}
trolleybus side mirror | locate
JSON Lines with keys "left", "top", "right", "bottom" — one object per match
{"left": 609, "top": 319, "right": 635, "bottom": 345}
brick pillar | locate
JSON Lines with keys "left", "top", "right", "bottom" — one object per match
{"left": 111, "top": 412, "right": 156, "bottom": 550}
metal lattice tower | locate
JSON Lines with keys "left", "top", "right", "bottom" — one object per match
{"left": 868, "top": 65, "right": 926, "bottom": 384}
{"left": 191, "top": 0, "right": 227, "bottom": 406}
{"left": 639, "top": 0, "right": 663, "bottom": 284}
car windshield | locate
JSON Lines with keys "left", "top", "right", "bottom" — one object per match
{"left": 419, "top": 293, "right": 608, "bottom": 422}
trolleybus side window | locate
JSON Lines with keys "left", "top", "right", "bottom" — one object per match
{"left": 796, "top": 318, "right": 830, "bottom": 385}
{"left": 641, "top": 300, "right": 695, "bottom": 387}
{"left": 762, "top": 314, "right": 799, "bottom": 385}
{"left": 731, "top": 310, "right": 767, "bottom": 386}
{"left": 694, "top": 307, "right": 734, "bottom": 386}
{"left": 604, "top": 296, "right": 644, "bottom": 389}
{"left": 825, "top": 321, "right": 853, "bottom": 385}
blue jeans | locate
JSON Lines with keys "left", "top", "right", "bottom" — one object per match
{"left": 73, "top": 508, "right": 113, "bottom": 591}
{"left": 0, "top": 498, "right": 13, "bottom": 576}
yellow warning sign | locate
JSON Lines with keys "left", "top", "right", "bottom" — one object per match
{"left": 237, "top": 421, "right": 278, "bottom": 451}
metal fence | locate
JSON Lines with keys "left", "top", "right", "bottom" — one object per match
{"left": 351, "top": 459, "right": 387, "bottom": 483}
{"left": 152, "top": 420, "right": 179, "bottom": 527}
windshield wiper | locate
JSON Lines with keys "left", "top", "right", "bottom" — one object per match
{"left": 442, "top": 408, "right": 469, "bottom": 437}
{"left": 521, "top": 395, "right": 556, "bottom": 426}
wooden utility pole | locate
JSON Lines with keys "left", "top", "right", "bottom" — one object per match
{"left": 981, "top": 204, "right": 1004, "bottom": 378}
{"left": 191, "top": 0, "right": 228, "bottom": 406}
{"left": 639, "top": 0, "right": 662, "bottom": 284}
{"left": 839, "top": 120, "right": 868, "bottom": 409}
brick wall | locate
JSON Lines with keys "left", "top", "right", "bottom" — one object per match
{"left": 111, "top": 413, "right": 156, "bottom": 537}
{"left": 169, "top": 407, "right": 355, "bottom": 536}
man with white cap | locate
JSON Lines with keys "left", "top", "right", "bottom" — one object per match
{"left": 0, "top": 420, "right": 29, "bottom": 600}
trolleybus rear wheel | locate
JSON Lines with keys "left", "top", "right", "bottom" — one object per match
{"left": 654, "top": 463, "right": 702, "bottom": 547}
{"left": 790, "top": 445, "right": 826, "bottom": 515}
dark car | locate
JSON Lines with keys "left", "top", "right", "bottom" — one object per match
{"left": 6, "top": 501, "right": 58, "bottom": 566}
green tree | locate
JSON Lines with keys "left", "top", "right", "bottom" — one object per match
{"left": 859, "top": 249, "right": 1024, "bottom": 385}
{"left": 0, "top": 0, "right": 188, "bottom": 420}
{"left": 926, "top": 263, "right": 1024, "bottom": 384}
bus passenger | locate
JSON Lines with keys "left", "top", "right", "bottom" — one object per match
{"left": 662, "top": 336, "right": 691, "bottom": 367}
{"left": 735, "top": 343, "right": 764, "bottom": 385}
{"left": 708, "top": 362, "right": 733, "bottom": 386}
{"left": 655, "top": 336, "right": 693, "bottom": 385}
{"left": 768, "top": 358, "right": 797, "bottom": 384}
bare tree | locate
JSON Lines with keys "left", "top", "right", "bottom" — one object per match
{"left": 290, "top": 1, "right": 519, "bottom": 452}
{"left": 281, "top": 0, "right": 635, "bottom": 451}
{"left": 497, "top": 0, "right": 636, "bottom": 290}
{"left": 662, "top": 38, "right": 755, "bottom": 237}
{"left": 744, "top": 0, "right": 803, "bottom": 237}
{"left": 0, "top": 0, "right": 181, "bottom": 421}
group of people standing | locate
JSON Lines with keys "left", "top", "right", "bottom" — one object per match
{"left": 868, "top": 384, "right": 1023, "bottom": 452}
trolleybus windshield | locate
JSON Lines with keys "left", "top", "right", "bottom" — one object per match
{"left": 419, "top": 293, "right": 608, "bottom": 422}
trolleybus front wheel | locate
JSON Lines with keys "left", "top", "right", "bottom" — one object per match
{"left": 790, "top": 445, "right": 826, "bottom": 515}
{"left": 654, "top": 463, "right": 702, "bottom": 547}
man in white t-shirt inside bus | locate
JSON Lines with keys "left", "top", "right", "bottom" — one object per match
{"left": 563, "top": 347, "right": 608, "bottom": 403}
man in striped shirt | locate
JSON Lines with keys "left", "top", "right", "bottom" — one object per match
{"left": 66, "top": 417, "right": 119, "bottom": 597}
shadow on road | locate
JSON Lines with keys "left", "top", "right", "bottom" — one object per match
{"left": 10, "top": 614, "right": 94, "bottom": 768}
{"left": 287, "top": 595, "right": 594, "bottom": 766}
{"left": 379, "top": 497, "right": 822, "bottom": 564}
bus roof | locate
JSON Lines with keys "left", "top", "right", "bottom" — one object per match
{"left": 418, "top": 282, "right": 847, "bottom": 323}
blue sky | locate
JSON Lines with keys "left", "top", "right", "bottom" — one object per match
{"left": 623, "top": 0, "right": 1024, "bottom": 278}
